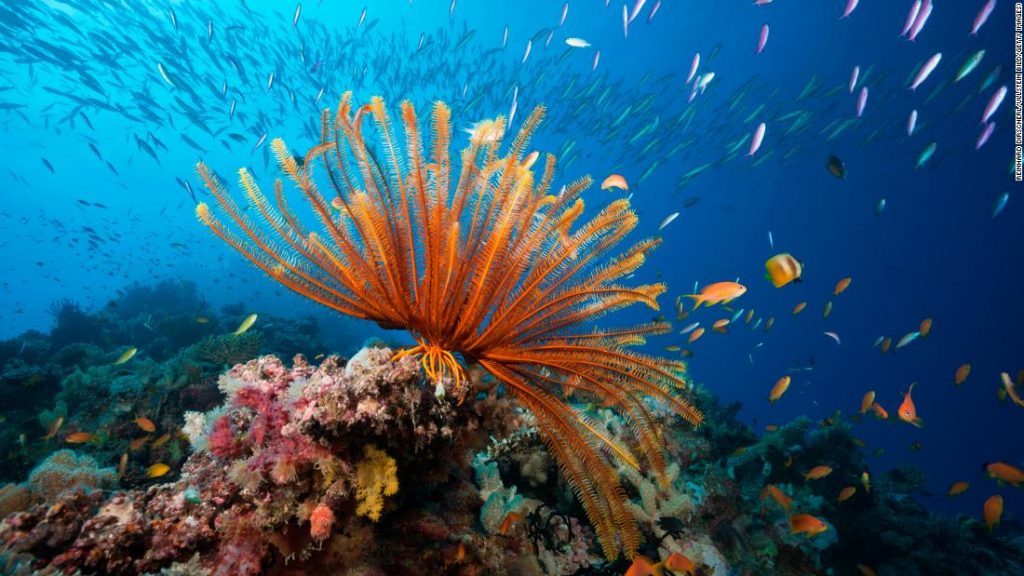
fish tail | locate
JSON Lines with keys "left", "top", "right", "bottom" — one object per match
{"left": 684, "top": 295, "right": 704, "bottom": 310}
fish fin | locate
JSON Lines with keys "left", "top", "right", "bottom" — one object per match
{"left": 794, "top": 277, "right": 803, "bottom": 284}
{"left": 913, "top": 417, "right": 925, "bottom": 428}
{"left": 684, "top": 295, "right": 703, "bottom": 310}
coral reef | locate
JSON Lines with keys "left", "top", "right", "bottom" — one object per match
{"left": 0, "top": 349, "right": 1022, "bottom": 574}
{"left": 0, "top": 280, "right": 336, "bottom": 487}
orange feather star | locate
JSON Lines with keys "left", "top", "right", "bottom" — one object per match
{"left": 194, "top": 93, "right": 703, "bottom": 559}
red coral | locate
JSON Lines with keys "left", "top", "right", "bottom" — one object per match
{"left": 309, "top": 503, "right": 334, "bottom": 541}
{"left": 208, "top": 414, "right": 244, "bottom": 459}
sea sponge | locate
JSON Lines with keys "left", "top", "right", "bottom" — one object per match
{"left": 353, "top": 444, "right": 398, "bottom": 521}
{"left": 27, "top": 449, "right": 117, "bottom": 502}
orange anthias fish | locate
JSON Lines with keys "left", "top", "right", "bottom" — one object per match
{"left": 955, "top": 364, "right": 971, "bottom": 386}
{"left": 897, "top": 383, "right": 924, "bottom": 427}
{"left": 833, "top": 276, "right": 852, "bottom": 295}
{"left": 789, "top": 513, "right": 829, "bottom": 537}
{"left": 151, "top": 432, "right": 172, "bottom": 449}
{"left": 919, "top": 317, "right": 933, "bottom": 337}
{"left": 712, "top": 318, "right": 730, "bottom": 333}
{"left": 761, "top": 484, "right": 793, "bottom": 512}
{"left": 804, "top": 465, "right": 833, "bottom": 480}
{"left": 687, "top": 327, "right": 705, "bottom": 344}
{"left": 792, "top": 301, "right": 807, "bottom": 315}
{"left": 600, "top": 173, "right": 629, "bottom": 191}
{"left": 624, "top": 554, "right": 657, "bottom": 576}
{"left": 134, "top": 417, "right": 157, "bottom": 433}
{"left": 685, "top": 282, "right": 747, "bottom": 310}
{"left": 947, "top": 481, "right": 970, "bottom": 496}
{"left": 985, "top": 462, "right": 1024, "bottom": 487}
{"left": 861, "top": 471, "right": 872, "bottom": 493}
{"left": 662, "top": 552, "right": 695, "bottom": 574}
{"left": 769, "top": 376, "right": 791, "bottom": 403}
{"left": 860, "top": 390, "right": 876, "bottom": 414}
{"left": 837, "top": 486, "right": 857, "bottom": 502}
{"left": 870, "top": 402, "right": 889, "bottom": 420}
{"left": 64, "top": 432, "right": 93, "bottom": 444}
{"left": 983, "top": 495, "right": 1003, "bottom": 531}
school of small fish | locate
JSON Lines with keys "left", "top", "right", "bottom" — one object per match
{"left": 0, "top": 0, "right": 1017, "bottom": 558}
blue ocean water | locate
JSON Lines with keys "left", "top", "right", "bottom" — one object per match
{"left": 0, "top": 0, "right": 1019, "bottom": 534}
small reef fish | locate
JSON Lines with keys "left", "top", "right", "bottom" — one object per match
{"left": 837, "top": 486, "right": 857, "bottom": 502}
{"left": 789, "top": 513, "right": 829, "bottom": 537}
{"left": 833, "top": 277, "right": 852, "bottom": 295}
{"left": 954, "top": 364, "right": 971, "bottom": 386}
{"left": 984, "top": 495, "right": 1003, "bottom": 531}
{"left": 896, "top": 331, "right": 920, "bottom": 349}
{"left": 147, "top": 463, "right": 171, "bottom": 478}
{"left": 711, "top": 318, "right": 729, "bottom": 333}
{"left": 769, "top": 376, "right": 791, "bottom": 403}
{"left": 234, "top": 314, "right": 258, "bottom": 335}
{"left": 765, "top": 253, "right": 803, "bottom": 288}
{"left": 947, "top": 481, "right": 970, "bottom": 496}
{"left": 910, "top": 53, "right": 941, "bottom": 91}
{"left": 879, "top": 337, "right": 893, "bottom": 354}
{"left": 856, "top": 87, "right": 868, "bottom": 117}
{"left": 687, "top": 327, "right": 705, "bottom": 343}
{"left": 1000, "top": 372, "right": 1024, "bottom": 407}
{"left": 756, "top": 24, "right": 769, "bottom": 54}
{"left": 792, "top": 302, "right": 807, "bottom": 315}
{"left": 134, "top": 417, "right": 157, "bottom": 433}
{"left": 564, "top": 37, "right": 590, "bottom": 48}
{"left": 679, "top": 322, "right": 700, "bottom": 335}
{"left": 685, "top": 282, "right": 747, "bottom": 309}
{"left": 840, "top": 0, "right": 859, "bottom": 19}
{"left": 897, "top": 383, "right": 924, "bottom": 427}
{"left": 152, "top": 432, "right": 172, "bottom": 449}
{"left": 112, "top": 347, "right": 137, "bottom": 365}
{"left": 971, "top": 0, "right": 996, "bottom": 35}
{"left": 871, "top": 402, "right": 889, "bottom": 420}
{"left": 985, "top": 461, "right": 1024, "bottom": 486}
{"left": 861, "top": 471, "right": 872, "bottom": 493}
{"left": 826, "top": 154, "right": 846, "bottom": 179}
{"left": 601, "top": 174, "right": 628, "bottom": 191}
{"left": 992, "top": 193, "right": 1009, "bottom": 218}
{"left": 658, "top": 212, "right": 679, "bottom": 231}
{"left": 849, "top": 65, "right": 860, "bottom": 93}
{"left": 917, "top": 143, "right": 937, "bottom": 168}
{"left": 860, "top": 390, "right": 876, "bottom": 414}
{"left": 919, "top": 318, "right": 933, "bottom": 337}
{"left": 822, "top": 302, "right": 833, "bottom": 319}
{"left": 749, "top": 122, "right": 766, "bottom": 156}
{"left": 42, "top": 416, "right": 65, "bottom": 440}
{"left": 64, "top": 432, "right": 93, "bottom": 444}
{"left": 129, "top": 436, "right": 150, "bottom": 451}
{"left": 956, "top": 50, "right": 985, "bottom": 82}
{"left": 823, "top": 331, "right": 841, "bottom": 345}
{"left": 901, "top": 1, "right": 922, "bottom": 37}
{"left": 804, "top": 465, "right": 833, "bottom": 480}
{"left": 761, "top": 484, "right": 792, "bottom": 512}
{"left": 982, "top": 85, "right": 1007, "bottom": 123}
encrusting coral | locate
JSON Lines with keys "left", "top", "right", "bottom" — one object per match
{"left": 194, "top": 93, "right": 702, "bottom": 558}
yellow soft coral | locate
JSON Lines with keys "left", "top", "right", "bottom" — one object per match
{"left": 354, "top": 444, "right": 398, "bottom": 521}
